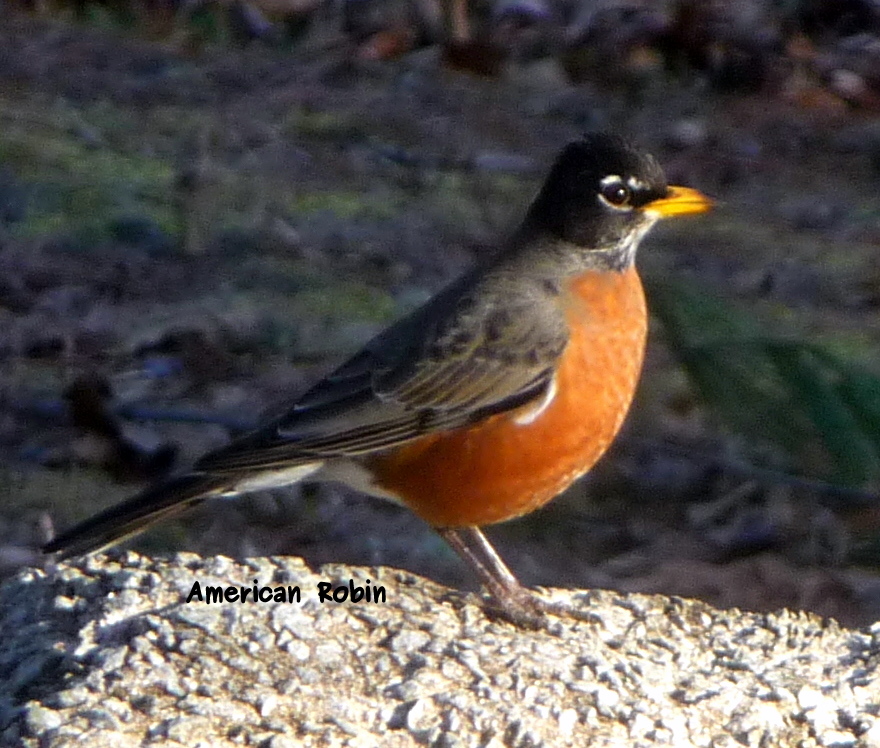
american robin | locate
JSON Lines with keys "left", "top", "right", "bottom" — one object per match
{"left": 44, "top": 133, "right": 712, "bottom": 627}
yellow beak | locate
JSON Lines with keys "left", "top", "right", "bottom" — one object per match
{"left": 642, "top": 185, "right": 713, "bottom": 218}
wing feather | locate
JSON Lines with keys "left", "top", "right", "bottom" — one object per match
{"left": 195, "top": 275, "right": 569, "bottom": 475}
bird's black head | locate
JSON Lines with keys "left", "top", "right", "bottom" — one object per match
{"left": 523, "top": 133, "right": 711, "bottom": 269}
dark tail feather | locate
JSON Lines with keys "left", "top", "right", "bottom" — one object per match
{"left": 43, "top": 474, "right": 230, "bottom": 559}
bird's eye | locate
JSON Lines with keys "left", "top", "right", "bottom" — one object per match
{"left": 600, "top": 179, "right": 632, "bottom": 207}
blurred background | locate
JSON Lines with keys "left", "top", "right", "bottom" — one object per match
{"left": 3, "top": 0, "right": 880, "bottom": 626}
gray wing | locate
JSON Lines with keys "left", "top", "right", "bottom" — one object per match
{"left": 196, "top": 275, "right": 569, "bottom": 474}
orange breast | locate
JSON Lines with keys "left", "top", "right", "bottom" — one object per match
{"left": 369, "top": 266, "right": 647, "bottom": 528}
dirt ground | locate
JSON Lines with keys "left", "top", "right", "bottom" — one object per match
{"left": 3, "top": 11, "right": 880, "bottom": 627}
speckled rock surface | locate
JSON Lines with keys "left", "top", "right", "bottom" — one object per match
{"left": 2, "top": 553, "right": 879, "bottom": 747}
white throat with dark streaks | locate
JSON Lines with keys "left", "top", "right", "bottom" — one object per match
{"left": 595, "top": 217, "right": 660, "bottom": 272}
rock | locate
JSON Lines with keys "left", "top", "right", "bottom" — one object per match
{"left": 2, "top": 553, "right": 878, "bottom": 746}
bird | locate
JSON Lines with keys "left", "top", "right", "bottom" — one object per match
{"left": 43, "top": 133, "right": 712, "bottom": 627}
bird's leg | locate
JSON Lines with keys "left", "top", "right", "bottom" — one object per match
{"left": 437, "top": 526, "right": 596, "bottom": 630}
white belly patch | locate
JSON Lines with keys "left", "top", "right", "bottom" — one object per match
{"left": 230, "top": 463, "right": 325, "bottom": 494}
{"left": 320, "top": 459, "right": 406, "bottom": 504}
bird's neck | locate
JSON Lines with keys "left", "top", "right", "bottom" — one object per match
{"left": 500, "top": 222, "right": 643, "bottom": 279}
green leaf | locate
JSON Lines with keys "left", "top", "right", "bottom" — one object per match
{"left": 764, "top": 343, "right": 879, "bottom": 485}
{"left": 646, "top": 277, "right": 880, "bottom": 487}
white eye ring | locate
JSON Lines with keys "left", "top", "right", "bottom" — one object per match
{"left": 598, "top": 175, "right": 632, "bottom": 210}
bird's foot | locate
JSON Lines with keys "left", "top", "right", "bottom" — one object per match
{"left": 482, "top": 587, "right": 602, "bottom": 632}
{"left": 436, "top": 527, "right": 602, "bottom": 632}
